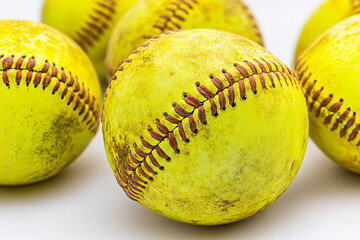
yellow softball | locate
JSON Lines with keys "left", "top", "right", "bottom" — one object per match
{"left": 295, "top": 15, "right": 360, "bottom": 174}
{"left": 105, "top": 0, "right": 263, "bottom": 80}
{"left": 0, "top": 20, "right": 101, "bottom": 186}
{"left": 41, "top": 0, "right": 137, "bottom": 79}
{"left": 294, "top": 0, "right": 360, "bottom": 58}
{"left": 102, "top": 29, "right": 308, "bottom": 225}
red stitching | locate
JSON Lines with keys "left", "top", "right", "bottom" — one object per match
{"left": 103, "top": 29, "right": 298, "bottom": 200}
{"left": 238, "top": 0, "right": 263, "bottom": 46}
{"left": 145, "top": 0, "right": 262, "bottom": 45}
{"left": 125, "top": 64, "right": 296, "bottom": 199}
{"left": 1, "top": 55, "right": 99, "bottom": 131}
{"left": 105, "top": 39, "right": 298, "bottom": 200}
{"left": 295, "top": 58, "right": 360, "bottom": 145}
{"left": 151, "top": 0, "right": 196, "bottom": 33}
{"left": 73, "top": 0, "right": 116, "bottom": 51}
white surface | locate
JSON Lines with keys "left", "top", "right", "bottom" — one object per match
{"left": 1, "top": 0, "right": 360, "bottom": 239}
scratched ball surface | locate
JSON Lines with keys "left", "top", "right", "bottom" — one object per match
{"left": 41, "top": 0, "right": 137, "bottom": 79}
{"left": 294, "top": 0, "right": 360, "bottom": 59}
{"left": 0, "top": 20, "right": 101, "bottom": 185}
{"left": 295, "top": 15, "right": 360, "bottom": 174}
{"left": 105, "top": 0, "right": 263, "bottom": 80}
{"left": 102, "top": 29, "right": 308, "bottom": 225}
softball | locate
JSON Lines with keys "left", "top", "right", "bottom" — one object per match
{"left": 295, "top": 15, "right": 360, "bottom": 174}
{"left": 105, "top": 0, "right": 263, "bottom": 80}
{"left": 41, "top": 0, "right": 137, "bottom": 79}
{"left": 0, "top": 20, "right": 101, "bottom": 185}
{"left": 295, "top": 0, "right": 360, "bottom": 58}
{"left": 102, "top": 29, "right": 308, "bottom": 225}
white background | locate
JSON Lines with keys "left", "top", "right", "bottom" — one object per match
{"left": 1, "top": 0, "right": 360, "bottom": 239}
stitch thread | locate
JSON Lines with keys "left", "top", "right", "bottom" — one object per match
{"left": 1, "top": 55, "right": 100, "bottom": 131}
{"left": 295, "top": 57, "right": 360, "bottom": 146}
{"left": 144, "top": 0, "right": 262, "bottom": 45}
{"left": 73, "top": 0, "right": 116, "bottom": 51}
{"left": 238, "top": 0, "right": 263, "bottom": 46}
{"left": 146, "top": 0, "right": 198, "bottom": 37}
{"left": 104, "top": 34, "right": 298, "bottom": 201}
{"left": 105, "top": 0, "right": 263, "bottom": 77}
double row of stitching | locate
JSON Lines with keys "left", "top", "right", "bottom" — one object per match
{"left": 105, "top": 35, "right": 298, "bottom": 201}
{"left": 105, "top": 0, "right": 263, "bottom": 78}
{"left": 238, "top": 0, "right": 263, "bottom": 46}
{"left": 73, "top": 0, "right": 116, "bottom": 51}
{"left": 143, "top": 0, "right": 198, "bottom": 39}
{"left": 143, "top": 0, "right": 263, "bottom": 46}
{"left": 295, "top": 57, "right": 360, "bottom": 145}
{"left": 0, "top": 55, "right": 100, "bottom": 131}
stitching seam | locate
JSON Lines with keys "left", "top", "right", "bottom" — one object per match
{"left": 105, "top": 34, "right": 298, "bottom": 201}
{"left": 105, "top": 0, "right": 198, "bottom": 77}
{"left": 238, "top": 0, "right": 263, "bottom": 46}
{"left": 143, "top": 0, "right": 199, "bottom": 39}
{"left": 295, "top": 57, "right": 360, "bottom": 146}
{"left": 73, "top": 0, "right": 116, "bottom": 51}
{"left": 145, "top": 0, "right": 262, "bottom": 45}
{"left": 1, "top": 55, "right": 100, "bottom": 131}
{"left": 105, "top": 0, "right": 263, "bottom": 77}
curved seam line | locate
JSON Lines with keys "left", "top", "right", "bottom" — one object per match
{"left": 106, "top": 39, "right": 298, "bottom": 200}
{"left": 125, "top": 71, "right": 297, "bottom": 200}
{"left": 1, "top": 57, "right": 100, "bottom": 129}
{"left": 72, "top": 0, "right": 116, "bottom": 51}
{"left": 106, "top": 0, "right": 263, "bottom": 77}
{"left": 237, "top": 0, "right": 263, "bottom": 46}
{"left": 145, "top": 0, "right": 199, "bottom": 38}
{"left": 295, "top": 59, "right": 360, "bottom": 146}
{"left": 146, "top": 0, "right": 262, "bottom": 44}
